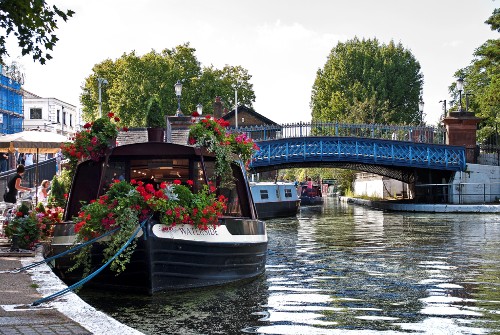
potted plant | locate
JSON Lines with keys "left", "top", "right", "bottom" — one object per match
{"left": 146, "top": 98, "right": 165, "bottom": 142}
{"left": 4, "top": 203, "right": 64, "bottom": 250}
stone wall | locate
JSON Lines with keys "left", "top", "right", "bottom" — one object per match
{"left": 450, "top": 164, "right": 500, "bottom": 204}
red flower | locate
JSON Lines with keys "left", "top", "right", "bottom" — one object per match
{"left": 145, "top": 184, "right": 155, "bottom": 193}
{"left": 114, "top": 117, "right": 120, "bottom": 122}
{"left": 83, "top": 123, "right": 92, "bottom": 129}
{"left": 74, "top": 221, "right": 85, "bottom": 233}
{"left": 108, "top": 112, "right": 115, "bottom": 118}
{"left": 191, "top": 111, "right": 199, "bottom": 117}
{"left": 122, "top": 127, "right": 129, "bottom": 132}
{"left": 186, "top": 180, "right": 194, "bottom": 187}
{"left": 173, "top": 180, "right": 181, "bottom": 185}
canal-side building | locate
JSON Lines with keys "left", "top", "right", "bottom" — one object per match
{"left": 22, "top": 90, "right": 78, "bottom": 137}
{"left": 353, "top": 173, "right": 407, "bottom": 199}
{"left": 0, "top": 65, "right": 23, "bottom": 134}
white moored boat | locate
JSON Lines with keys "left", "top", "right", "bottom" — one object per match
{"left": 250, "top": 182, "right": 300, "bottom": 219}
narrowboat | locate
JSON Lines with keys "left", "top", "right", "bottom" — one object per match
{"left": 50, "top": 142, "right": 267, "bottom": 294}
{"left": 250, "top": 182, "right": 300, "bottom": 219}
{"left": 298, "top": 183, "right": 324, "bottom": 206}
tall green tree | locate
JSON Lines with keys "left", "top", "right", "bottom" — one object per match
{"left": 0, "top": 0, "right": 74, "bottom": 64}
{"left": 80, "top": 43, "right": 255, "bottom": 126}
{"left": 310, "top": 37, "right": 423, "bottom": 125}
{"left": 450, "top": 9, "right": 499, "bottom": 144}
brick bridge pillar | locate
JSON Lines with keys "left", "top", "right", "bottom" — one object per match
{"left": 442, "top": 111, "right": 481, "bottom": 163}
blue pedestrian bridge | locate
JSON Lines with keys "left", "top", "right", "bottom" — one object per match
{"left": 232, "top": 122, "right": 467, "bottom": 183}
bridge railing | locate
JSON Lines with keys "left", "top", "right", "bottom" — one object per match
{"left": 230, "top": 122, "right": 445, "bottom": 145}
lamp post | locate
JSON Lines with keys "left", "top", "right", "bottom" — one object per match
{"left": 418, "top": 99, "right": 425, "bottom": 125}
{"left": 196, "top": 103, "right": 203, "bottom": 115}
{"left": 174, "top": 80, "right": 183, "bottom": 116}
{"left": 439, "top": 99, "right": 447, "bottom": 119}
{"left": 97, "top": 78, "right": 108, "bottom": 118}
{"left": 456, "top": 77, "right": 464, "bottom": 112}
{"left": 233, "top": 81, "right": 240, "bottom": 129}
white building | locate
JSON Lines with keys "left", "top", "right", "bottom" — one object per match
{"left": 353, "top": 172, "right": 407, "bottom": 199}
{"left": 22, "top": 89, "right": 79, "bottom": 137}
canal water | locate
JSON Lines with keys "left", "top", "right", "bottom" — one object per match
{"left": 80, "top": 198, "right": 500, "bottom": 334}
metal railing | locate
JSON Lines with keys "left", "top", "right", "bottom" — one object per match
{"left": 0, "top": 158, "right": 57, "bottom": 201}
{"left": 415, "top": 182, "right": 500, "bottom": 204}
{"left": 479, "top": 145, "right": 500, "bottom": 166}
{"left": 230, "top": 122, "right": 445, "bottom": 144}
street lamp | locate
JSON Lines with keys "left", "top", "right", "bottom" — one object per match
{"left": 439, "top": 99, "right": 447, "bottom": 119}
{"left": 174, "top": 80, "right": 183, "bottom": 116}
{"left": 456, "top": 77, "right": 464, "bottom": 112}
{"left": 418, "top": 99, "right": 425, "bottom": 125}
{"left": 97, "top": 78, "right": 108, "bottom": 117}
{"left": 234, "top": 81, "right": 240, "bottom": 129}
{"left": 196, "top": 103, "right": 203, "bottom": 115}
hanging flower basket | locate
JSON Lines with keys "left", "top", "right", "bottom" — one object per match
{"left": 62, "top": 113, "right": 125, "bottom": 171}
{"left": 188, "top": 115, "right": 259, "bottom": 183}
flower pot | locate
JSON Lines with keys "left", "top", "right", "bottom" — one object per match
{"left": 147, "top": 128, "right": 165, "bottom": 142}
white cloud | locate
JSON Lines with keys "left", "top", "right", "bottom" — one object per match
{"left": 443, "top": 40, "right": 462, "bottom": 48}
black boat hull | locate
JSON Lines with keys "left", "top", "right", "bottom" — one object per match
{"left": 254, "top": 200, "right": 300, "bottom": 219}
{"left": 299, "top": 196, "right": 324, "bottom": 206}
{"left": 51, "top": 218, "right": 267, "bottom": 294}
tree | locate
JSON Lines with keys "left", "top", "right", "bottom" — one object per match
{"left": 450, "top": 9, "right": 499, "bottom": 144}
{"left": 310, "top": 37, "right": 423, "bottom": 125}
{"left": 0, "top": 0, "right": 74, "bottom": 64}
{"left": 80, "top": 43, "right": 255, "bottom": 126}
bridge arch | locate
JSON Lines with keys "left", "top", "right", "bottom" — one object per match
{"left": 249, "top": 137, "right": 466, "bottom": 184}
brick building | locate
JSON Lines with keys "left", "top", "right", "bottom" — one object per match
{"left": 222, "top": 105, "right": 281, "bottom": 140}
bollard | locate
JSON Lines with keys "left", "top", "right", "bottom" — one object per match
{"left": 10, "top": 234, "right": 19, "bottom": 252}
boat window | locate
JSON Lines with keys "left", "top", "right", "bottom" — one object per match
{"left": 194, "top": 162, "right": 205, "bottom": 192}
{"left": 285, "top": 189, "right": 293, "bottom": 198}
{"left": 203, "top": 160, "right": 243, "bottom": 217}
{"left": 276, "top": 189, "right": 279, "bottom": 199}
{"left": 100, "top": 161, "right": 127, "bottom": 193}
{"left": 129, "top": 159, "right": 190, "bottom": 186}
{"left": 260, "top": 190, "right": 269, "bottom": 200}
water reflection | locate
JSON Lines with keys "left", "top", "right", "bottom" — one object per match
{"left": 80, "top": 198, "right": 500, "bottom": 334}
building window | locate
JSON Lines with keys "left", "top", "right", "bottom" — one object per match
{"left": 57, "top": 110, "right": 60, "bottom": 123}
{"left": 260, "top": 190, "right": 269, "bottom": 200}
{"left": 70, "top": 114, "right": 73, "bottom": 127}
{"left": 30, "top": 108, "right": 42, "bottom": 119}
{"left": 63, "top": 111, "right": 66, "bottom": 125}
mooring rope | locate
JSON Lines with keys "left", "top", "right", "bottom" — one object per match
{"left": 32, "top": 216, "right": 150, "bottom": 306}
{"left": 12, "top": 227, "right": 121, "bottom": 273}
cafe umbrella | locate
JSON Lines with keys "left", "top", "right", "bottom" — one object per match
{"left": 0, "top": 130, "right": 68, "bottom": 203}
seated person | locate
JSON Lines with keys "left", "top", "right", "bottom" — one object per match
{"left": 37, "top": 179, "right": 50, "bottom": 203}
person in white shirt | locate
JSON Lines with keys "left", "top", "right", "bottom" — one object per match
{"left": 24, "top": 153, "right": 34, "bottom": 166}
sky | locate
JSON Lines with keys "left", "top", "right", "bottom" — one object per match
{"left": 6, "top": 0, "right": 499, "bottom": 126}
